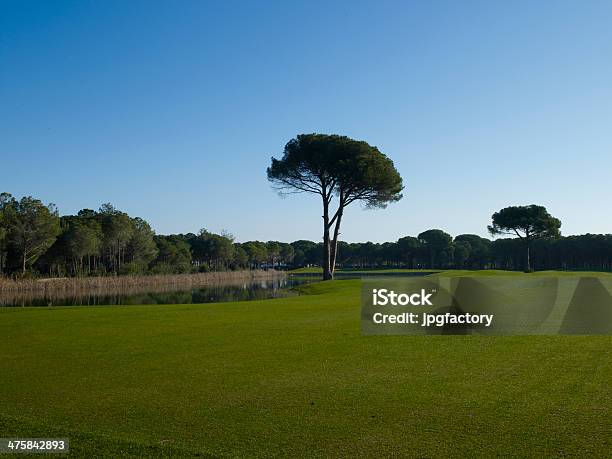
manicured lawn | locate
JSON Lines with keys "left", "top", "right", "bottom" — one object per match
{"left": 289, "top": 267, "right": 441, "bottom": 274}
{"left": 432, "top": 269, "right": 612, "bottom": 277}
{"left": 291, "top": 267, "right": 612, "bottom": 276}
{"left": 1, "top": 278, "right": 610, "bottom": 457}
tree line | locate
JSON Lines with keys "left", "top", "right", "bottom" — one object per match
{"left": 1, "top": 192, "right": 611, "bottom": 277}
{"left": 0, "top": 193, "right": 298, "bottom": 277}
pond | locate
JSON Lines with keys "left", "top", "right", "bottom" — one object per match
{"left": 0, "top": 277, "right": 313, "bottom": 307}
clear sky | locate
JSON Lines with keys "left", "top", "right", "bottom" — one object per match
{"left": 2, "top": 0, "right": 612, "bottom": 243}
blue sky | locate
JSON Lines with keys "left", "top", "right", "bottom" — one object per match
{"left": 2, "top": 0, "right": 612, "bottom": 242}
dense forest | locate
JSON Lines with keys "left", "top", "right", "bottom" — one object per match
{"left": 1, "top": 192, "right": 612, "bottom": 277}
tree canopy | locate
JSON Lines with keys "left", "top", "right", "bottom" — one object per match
{"left": 488, "top": 204, "right": 561, "bottom": 271}
{"left": 417, "top": 229, "right": 453, "bottom": 268}
{"left": 267, "top": 133, "right": 403, "bottom": 279}
{"left": 0, "top": 194, "right": 61, "bottom": 273}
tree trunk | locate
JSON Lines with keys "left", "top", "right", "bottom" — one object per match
{"left": 322, "top": 194, "right": 333, "bottom": 281}
{"left": 329, "top": 208, "right": 344, "bottom": 278}
{"left": 526, "top": 242, "right": 531, "bottom": 272}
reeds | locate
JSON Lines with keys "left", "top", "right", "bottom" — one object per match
{"left": 0, "top": 270, "right": 286, "bottom": 306}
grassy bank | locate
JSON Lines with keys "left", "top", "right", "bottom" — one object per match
{"left": 289, "top": 267, "right": 441, "bottom": 274}
{"left": 431, "top": 269, "right": 612, "bottom": 277}
{"left": 0, "top": 278, "right": 610, "bottom": 456}
{"left": 291, "top": 267, "right": 612, "bottom": 276}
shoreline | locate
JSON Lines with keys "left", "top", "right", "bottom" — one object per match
{"left": 0, "top": 270, "right": 286, "bottom": 298}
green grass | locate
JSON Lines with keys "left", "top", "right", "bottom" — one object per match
{"left": 287, "top": 266, "right": 322, "bottom": 273}
{"left": 289, "top": 267, "right": 440, "bottom": 274}
{"left": 432, "top": 269, "right": 612, "bottom": 277}
{"left": 1, "top": 278, "right": 611, "bottom": 457}
{"left": 291, "top": 267, "right": 612, "bottom": 276}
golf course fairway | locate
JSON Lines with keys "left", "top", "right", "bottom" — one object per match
{"left": 1, "top": 278, "right": 610, "bottom": 457}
